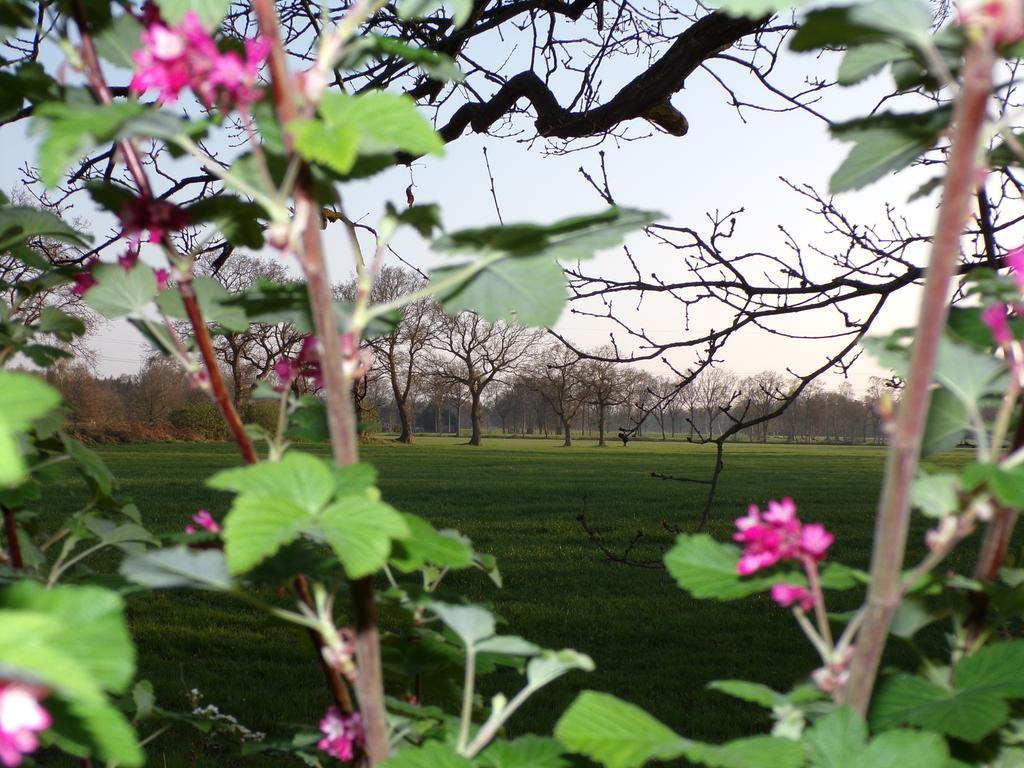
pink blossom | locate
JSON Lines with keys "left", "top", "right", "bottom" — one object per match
{"left": 318, "top": 708, "right": 363, "bottom": 762}
{"left": 734, "top": 498, "right": 833, "bottom": 575}
{"left": 274, "top": 336, "right": 324, "bottom": 392}
{"left": 982, "top": 304, "right": 1013, "bottom": 346}
{"left": 118, "top": 245, "right": 140, "bottom": 271}
{"left": 130, "top": 11, "right": 269, "bottom": 110}
{"left": 184, "top": 509, "right": 221, "bottom": 535}
{"left": 0, "top": 683, "right": 50, "bottom": 767}
{"left": 770, "top": 583, "right": 813, "bottom": 612}
{"left": 959, "top": 1, "right": 1024, "bottom": 45}
{"left": 799, "top": 524, "right": 834, "bottom": 560}
{"left": 120, "top": 196, "right": 189, "bottom": 244}
{"left": 155, "top": 268, "right": 170, "bottom": 290}
{"left": 1007, "top": 245, "right": 1024, "bottom": 291}
{"left": 71, "top": 257, "right": 99, "bottom": 296}
{"left": 812, "top": 647, "right": 854, "bottom": 695}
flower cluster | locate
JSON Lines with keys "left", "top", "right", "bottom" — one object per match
{"left": 119, "top": 196, "right": 189, "bottom": 245}
{"left": 733, "top": 498, "right": 833, "bottom": 577}
{"left": 318, "top": 708, "right": 364, "bottom": 762}
{"left": 959, "top": 0, "right": 1024, "bottom": 45}
{"left": 71, "top": 257, "right": 99, "bottom": 296}
{"left": 130, "top": 8, "right": 270, "bottom": 110}
{"left": 274, "top": 336, "right": 323, "bottom": 392}
{"left": 184, "top": 510, "right": 221, "bottom": 534}
{"left": 0, "top": 683, "right": 50, "bottom": 768}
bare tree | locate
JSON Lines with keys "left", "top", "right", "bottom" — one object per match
{"left": 367, "top": 267, "right": 437, "bottom": 444}
{"left": 201, "top": 254, "right": 305, "bottom": 411}
{"left": 428, "top": 313, "right": 540, "bottom": 446}
{"left": 525, "top": 344, "right": 585, "bottom": 447}
{"left": 580, "top": 350, "right": 627, "bottom": 447}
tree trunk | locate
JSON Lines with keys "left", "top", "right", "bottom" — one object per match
{"left": 562, "top": 418, "right": 572, "bottom": 447}
{"left": 469, "top": 391, "right": 483, "bottom": 446}
{"left": 396, "top": 397, "right": 413, "bottom": 444}
{"left": 597, "top": 403, "right": 607, "bottom": 447}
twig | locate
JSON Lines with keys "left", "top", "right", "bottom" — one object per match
{"left": 842, "top": 38, "right": 995, "bottom": 715}
{"left": 576, "top": 513, "right": 665, "bottom": 569}
{"left": 2, "top": 505, "right": 23, "bottom": 569}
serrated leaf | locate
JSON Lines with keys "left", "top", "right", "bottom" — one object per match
{"left": 318, "top": 496, "right": 410, "bottom": 578}
{"left": 208, "top": 452, "right": 335, "bottom": 512}
{"left": 433, "top": 253, "right": 566, "bottom": 326}
{"left": 713, "top": 0, "right": 810, "bottom": 17}
{"left": 477, "top": 736, "right": 569, "bottom": 768}
{"left": 664, "top": 534, "right": 782, "bottom": 600}
{"left": 290, "top": 91, "right": 443, "bottom": 175}
{"left": 708, "top": 680, "right": 783, "bottom": 709}
{"left": 838, "top": 42, "right": 906, "bottom": 85}
{"left": 186, "top": 195, "right": 265, "bottom": 248}
{"left": 120, "top": 546, "right": 232, "bottom": 590}
{"left": 910, "top": 472, "right": 960, "bottom": 518}
{"left": 0, "top": 371, "right": 61, "bottom": 486}
{"left": 555, "top": 691, "right": 687, "bottom": 768}
{"left": 222, "top": 495, "right": 311, "bottom": 574}
{"left": 922, "top": 388, "right": 969, "bottom": 456}
{"left": 94, "top": 12, "right": 142, "bottom": 69}
{"left": 526, "top": 649, "right": 594, "bottom": 687}
{"left": 379, "top": 741, "right": 472, "bottom": 768}
{"left": 84, "top": 263, "right": 159, "bottom": 318}
{"left": 389, "top": 514, "right": 473, "bottom": 572}
{"left": 428, "top": 602, "right": 496, "bottom": 647}
{"left": 156, "top": 275, "right": 248, "bottom": 332}
{"left": 0, "top": 206, "right": 92, "bottom": 251}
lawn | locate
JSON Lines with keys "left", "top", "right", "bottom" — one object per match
{"left": 40, "top": 437, "right": 970, "bottom": 765}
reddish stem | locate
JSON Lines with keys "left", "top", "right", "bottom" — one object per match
{"left": 842, "top": 39, "right": 995, "bottom": 715}
{"left": 70, "top": 0, "right": 352, "bottom": 717}
{"left": 250, "top": 2, "right": 389, "bottom": 761}
{"left": 2, "top": 506, "right": 23, "bottom": 569}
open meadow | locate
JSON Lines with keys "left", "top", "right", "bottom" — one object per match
{"left": 39, "top": 437, "right": 971, "bottom": 766}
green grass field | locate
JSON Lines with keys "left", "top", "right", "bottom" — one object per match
{"left": 42, "top": 438, "right": 973, "bottom": 765}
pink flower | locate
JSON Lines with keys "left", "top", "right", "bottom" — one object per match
{"left": 274, "top": 336, "right": 324, "bottom": 393}
{"left": 770, "top": 583, "right": 813, "bottom": 611}
{"left": 1007, "top": 245, "right": 1024, "bottom": 290}
{"left": 799, "top": 524, "right": 834, "bottom": 560}
{"left": 120, "top": 196, "right": 189, "bottom": 244}
{"left": 983, "top": 304, "right": 1013, "bottom": 346}
{"left": 130, "top": 11, "right": 268, "bottom": 110}
{"left": 118, "top": 245, "right": 140, "bottom": 271}
{"left": 734, "top": 498, "right": 833, "bottom": 575}
{"left": 155, "top": 268, "right": 170, "bottom": 290}
{"left": 318, "top": 708, "right": 363, "bottom": 762}
{"left": 71, "top": 257, "right": 99, "bottom": 296}
{"left": 0, "top": 683, "right": 50, "bottom": 767}
{"left": 184, "top": 510, "right": 220, "bottom": 534}
{"left": 959, "top": 1, "right": 1024, "bottom": 44}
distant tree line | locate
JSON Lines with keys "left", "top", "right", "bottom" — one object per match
{"left": 47, "top": 261, "right": 890, "bottom": 446}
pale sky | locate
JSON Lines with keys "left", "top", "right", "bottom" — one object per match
{"left": 2, "top": 5, "right": 949, "bottom": 390}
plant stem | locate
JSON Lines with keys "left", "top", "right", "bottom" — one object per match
{"left": 457, "top": 648, "right": 477, "bottom": 753}
{"left": 251, "top": 1, "right": 390, "bottom": 761}
{"left": 2, "top": 505, "right": 23, "bottom": 569}
{"left": 841, "top": 38, "right": 994, "bottom": 715}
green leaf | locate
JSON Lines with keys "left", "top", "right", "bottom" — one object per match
{"left": 921, "top": 388, "right": 968, "bottom": 456}
{"left": 94, "top": 12, "right": 142, "bottom": 69}
{"left": 713, "top": 0, "right": 810, "bottom": 17}
{"left": 428, "top": 602, "right": 496, "bottom": 647}
{"left": 318, "top": 496, "right": 410, "bottom": 578}
{"left": 379, "top": 741, "right": 473, "bottom": 768}
{"left": 806, "top": 707, "right": 947, "bottom": 768}
{"left": 156, "top": 275, "right": 249, "bottom": 332}
{"left": 223, "top": 495, "right": 312, "bottom": 574}
{"left": 186, "top": 195, "right": 266, "bottom": 248}
{"left": 389, "top": 514, "right": 473, "bottom": 572}
{"left": 555, "top": 691, "right": 687, "bottom": 768}
{"left": 0, "top": 206, "right": 92, "bottom": 251}
{"left": 476, "top": 635, "right": 543, "bottom": 656}
{"left": 525, "top": 649, "right": 595, "bottom": 687}
{"left": 708, "top": 680, "right": 783, "bottom": 709}
{"left": 791, "top": 0, "right": 933, "bottom": 52}
{"left": 664, "top": 534, "right": 782, "bottom": 600}
{"left": 348, "top": 36, "right": 464, "bottom": 83}
{"left": 61, "top": 434, "right": 115, "bottom": 496}
{"left": 477, "top": 736, "right": 569, "bottom": 768}
{"left": 433, "top": 253, "right": 567, "bottom": 326}
{"left": 396, "top": 0, "right": 473, "bottom": 27}
{"left": 838, "top": 42, "right": 906, "bottom": 85}
{"left": 910, "top": 472, "right": 960, "bottom": 518}
{"left": 84, "top": 264, "right": 159, "bottom": 318}
{"left": 208, "top": 451, "right": 335, "bottom": 513}
{"left": 434, "top": 208, "right": 656, "bottom": 262}
{"left": 0, "top": 371, "right": 61, "bottom": 486}
{"left": 848, "top": 0, "right": 933, "bottom": 43}
{"left": 684, "top": 736, "right": 805, "bottom": 768}
{"left": 290, "top": 91, "right": 444, "bottom": 175}
{"left": 962, "top": 463, "right": 1024, "bottom": 508}
{"left": 120, "top": 546, "right": 232, "bottom": 590}
{"left": 38, "top": 306, "right": 86, "bottom": 341}
{"left": 934, "top": 336, "right": 1006, "bottom": 410}
{"left": 32, "top": 101, "right": 147, "bottom": 186}
{"left": 155, "top": 0, "right": 231, "bottom": 27}
{"left": 871, "top": 641, "right": 1024, "bottom": 740}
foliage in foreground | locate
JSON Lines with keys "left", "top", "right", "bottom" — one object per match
{"left": 4, "top": 0, "right": 1024, "bottom": 766}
